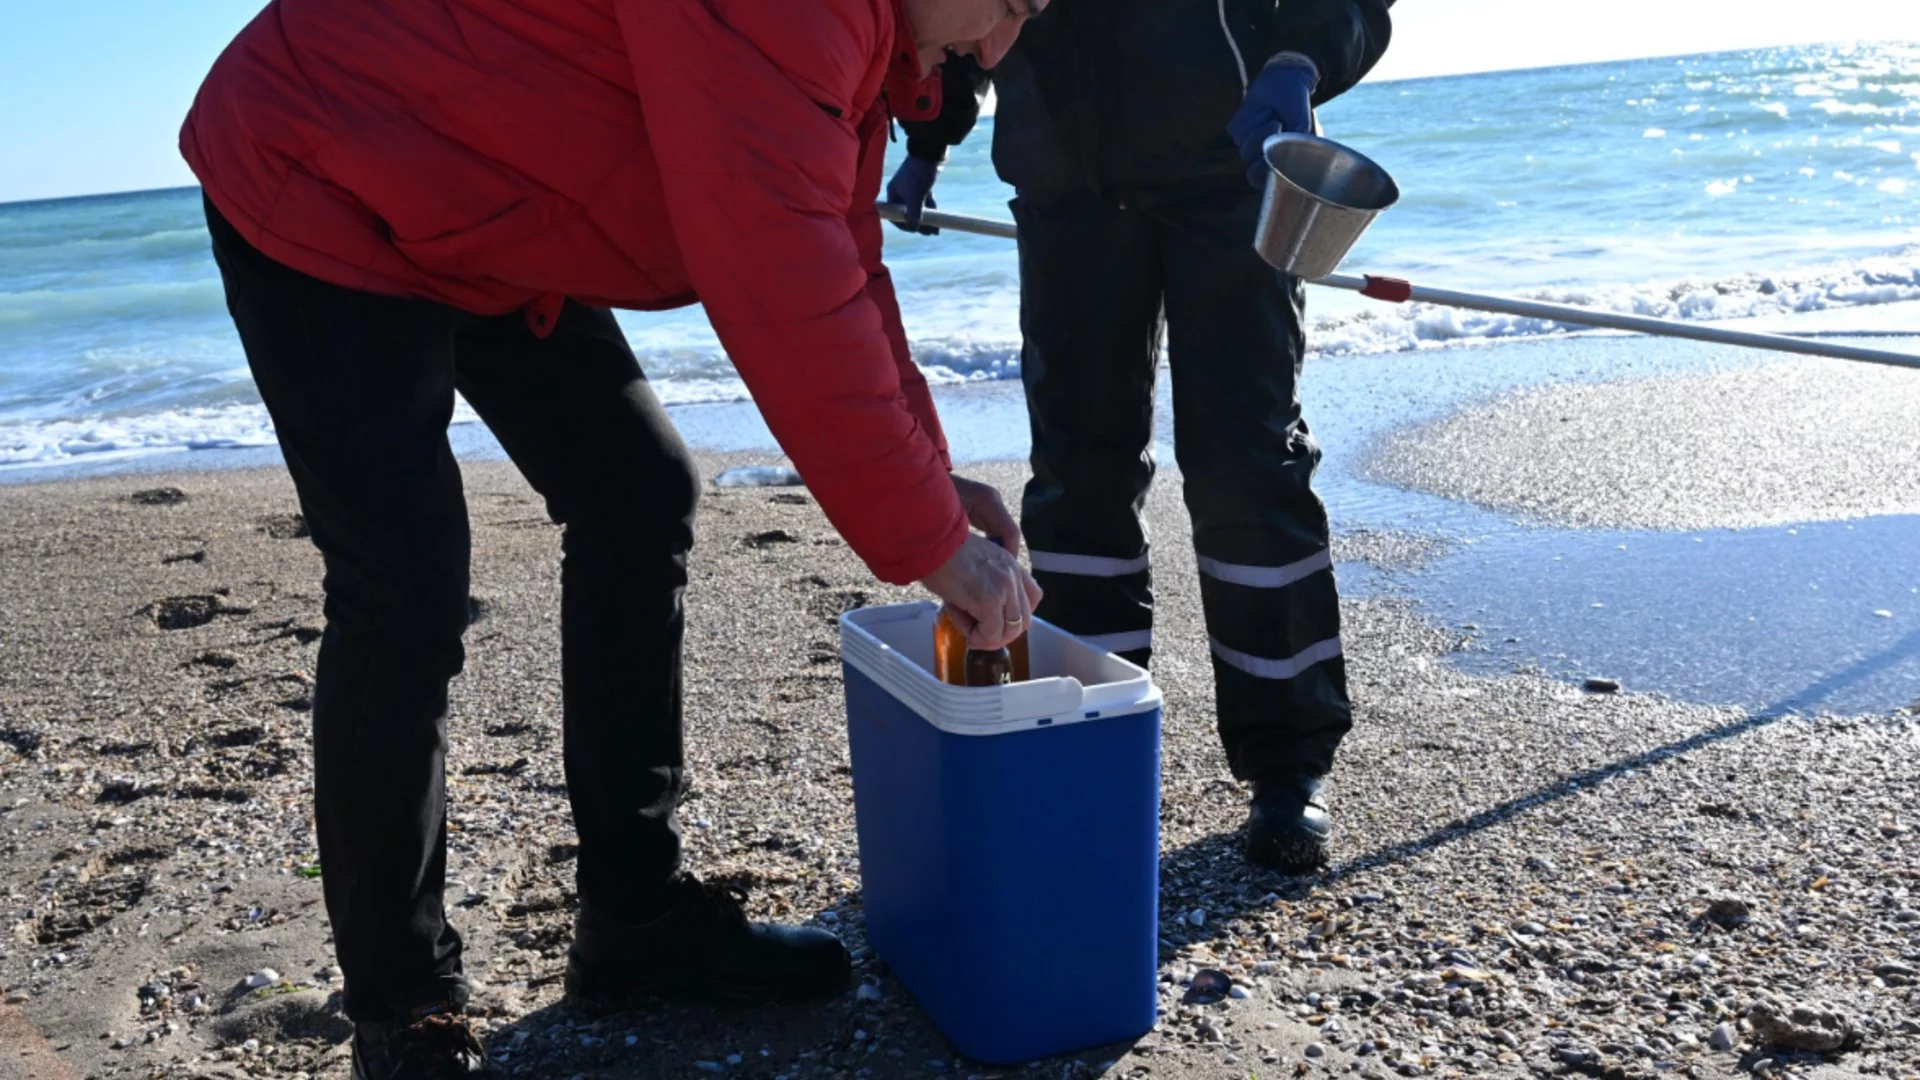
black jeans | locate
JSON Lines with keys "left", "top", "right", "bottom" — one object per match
{"left": 206, "top": 201, "right": 699, "bottom": 1023}
{"left": 1013, "top": 185, "right": 1352, "bottom": 782}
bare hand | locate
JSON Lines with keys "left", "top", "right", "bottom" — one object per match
{"left": 919, "top": 533, "right": 1042, "bottom": 651}
{"left": 951, "top": 474, "right": 1023, "bottom": 555}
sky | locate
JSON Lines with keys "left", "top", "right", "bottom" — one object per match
{"left": 1, "top": 0, "right": 1918, "bottom": 204}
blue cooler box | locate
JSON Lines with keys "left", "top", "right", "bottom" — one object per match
{"left": 839, "top": 601, "right": 1162, "bottom": 1065}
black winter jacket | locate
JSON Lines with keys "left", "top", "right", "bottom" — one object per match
{"left": 904, "top": 0, "right": 1393, "bottom": 200}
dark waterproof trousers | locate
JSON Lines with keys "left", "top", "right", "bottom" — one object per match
{"left": 1014, "top": 185, "right": 1352, "bottom": 782}
{"left": 206, "top": 202, "right": 698, "bottom": 1024}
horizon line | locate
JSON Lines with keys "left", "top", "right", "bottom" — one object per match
{"left": 2, "top": 37, "right": 1913, "bottom": 209}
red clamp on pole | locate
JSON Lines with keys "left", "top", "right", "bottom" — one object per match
{"left": 1361, "top": 275, "right": 1413, "bottom": 303}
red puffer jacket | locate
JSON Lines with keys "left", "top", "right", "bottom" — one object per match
{"left": 182, "top": 0, "right": 966, "bottom": 585}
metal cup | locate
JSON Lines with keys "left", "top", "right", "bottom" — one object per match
{"left": 1252, "top": 132, "right": 1399, "bottom": 279}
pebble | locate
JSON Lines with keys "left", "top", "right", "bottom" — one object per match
{"left": 1552, "top": 1044, "right": 1598, "bottom": 1066}
{"left": 855, "top": 984, "right": 882, "bottom": 1002}
{"left": 1582, "top": 677, "right": 1620, "bottom": 693}
{"left": 1305, "top": 1043, "right": 1326, "bottom": 1059}
{"left": 695, "top": 1062, "right": 724, "bottom": 1074}
{"left": 726, "top": 1054, "right": 743, "bottom": 1065}
{"left": 1516, "top": 921, "right": 1547, "bottom": 935}
{"left": 1748, "top": 998, "right": 1854, "bottom": 1052}
{"left": 1875, "top": 960, "right": 1916, "bottom": 978}
{"left": 1704, "top": 896, "right": 1752, "bottom": 923}
{"left": 1228, "top": 986, "right": 1251, "bottom": 1000}
{"left": 924, "top": 1060, "right": 949, "bottom": 1071}
{"left": 243, "top": 969, "right": 280, "bottom": 989}
{"left": 1709, "top": 1023, "right": 1735, "bottom": 1051}
{"left": 1188, "top": 908, "right": 1206, "bottom": 927}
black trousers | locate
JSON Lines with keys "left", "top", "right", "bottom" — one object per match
{"left": 206, "top": 202, "right": 699, "bottom": 1023}
{"left": 1014, "top": 186, "right": 1353, "bottom": 782}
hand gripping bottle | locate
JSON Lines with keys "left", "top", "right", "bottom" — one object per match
{"left": 933, "top": 536, "right": 1031, "bottom": 686}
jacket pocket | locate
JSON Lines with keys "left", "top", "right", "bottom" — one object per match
{"left": 387, "top": 196, "right": 559, "bottom": 277}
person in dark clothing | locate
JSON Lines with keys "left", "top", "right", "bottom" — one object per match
{"left": 891, "top": 0, "right": 1392, "bottom": 872}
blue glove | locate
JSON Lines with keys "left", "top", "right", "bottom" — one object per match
{"left": 886, "top": 155, "right": 941, "bottom": 235}
{"left": 1227, "top": 59, "right": 1318, "bottom": 189}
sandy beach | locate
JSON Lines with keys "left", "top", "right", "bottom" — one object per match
{"left": 2, "top": 453, "right": 1916, "bottom": 1080}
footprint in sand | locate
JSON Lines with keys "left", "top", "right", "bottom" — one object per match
{"left": 0, "top": 726, "right": 45, "bottom": 757}
{"left": 145, "top": 593, "right": 251, "bottom": 631}
{"left": 187, "top": 650, "right": 241, "bottom": 670}
{"left": 806, "top": 589, "right": 869, "bottom": 624}
{"left": 743, "top": 528, "right": 801, "bottom": 549}
{"left": 206, "top": 724, "right": 266, "bottom": 749}
{"left": 128, "top": 487, "right": 189, "bottom": 506}
{"left": 787, "top": 574, "right": 869, "bottom": 623}
{"left": 257, "top": 512, "right": 309, "bottom": 539}
{"left": 30, "top": 848, "right": 163, "bottom": 945}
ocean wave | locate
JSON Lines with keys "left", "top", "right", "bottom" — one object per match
{"left": 0, "top": 401, "right": 486, "bottom": 469}
{"left": 911, "top": 337, "right": 1023, "bottom": 384}
{"left": 0, "top": 405, "right": 283, "bottom": 467}
{"left": 0, "top": 278, "right": 227, "bottom": 327}
{"left": 1306, "top": 251, "right": 1920, "bottom": 356}
{"left": 0, "top": 226, "right": 211, "bottom": 263}
{"left": 7, "top": 253, "right": 1917, "bottom": 471}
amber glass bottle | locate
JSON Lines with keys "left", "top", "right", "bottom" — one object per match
{"left": 1006, "top": 620, "right": 1031, "bottom": 682}
{"left": 934, "top": 609, "right": 1023, "bottom": 687}
{"left": 965, "top": 645, "right": 1014, "bottom": 686}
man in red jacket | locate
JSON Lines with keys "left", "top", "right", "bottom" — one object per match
{"left": 183, "top": 1, "right": 1042, "bottom": 1075}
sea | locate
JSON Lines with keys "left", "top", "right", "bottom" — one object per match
{"left": 3, "top": 41, "right": 1918, "bottom": 472}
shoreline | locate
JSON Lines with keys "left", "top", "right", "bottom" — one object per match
{"left": 9, "top": 295, "right": 1920, "bottom": 489}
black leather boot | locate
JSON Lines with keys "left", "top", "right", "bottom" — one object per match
{"left": 564, "top": 875, "right": 852, "bottom": 1010}
{"left": 1245, "top": 773, "right": 1331, "bottom": 872}
{"left": 350, "top": 1003, "right": 494, "bottom": 1080}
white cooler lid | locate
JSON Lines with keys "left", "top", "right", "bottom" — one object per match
{"left": 839, "top": 601, "right": 1162, "bottom": 736}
